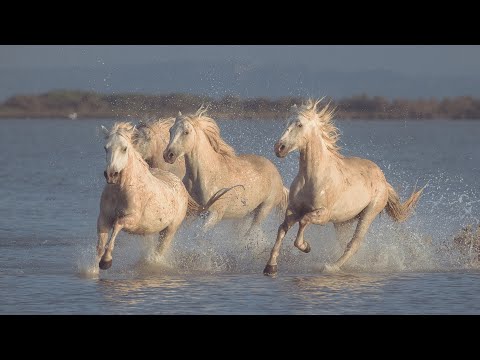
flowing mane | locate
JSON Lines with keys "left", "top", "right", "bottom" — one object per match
{"left": 109, "top": 121, "right": 135, "bottom": 140}
{"left": 182, "top": 106, "right": 236, "bottom": 158}
{"left": 164, "top": 105, "right": 289, "bottom": 236}
{"left": 296, "top": 98, "right": 343, "bottom": 159}
{"left": 264, "top": 97, "right": 424, "bottom": 275}
{"left": 132, "top": 117, "right": 175, "bottom": 146}
{"left": 109, "top": 122, "right": 150, "bottom": 169}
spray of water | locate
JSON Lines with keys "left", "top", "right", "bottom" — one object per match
{"left": 76, "top": 172, "right": 480, "bottom": 277}
{"left": 76, "top": 119, "right": 480, "bottom": 276}
{"left": 76, "top": 244, "right": 99, "bottom": 278}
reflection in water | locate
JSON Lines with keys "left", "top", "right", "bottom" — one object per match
{"left": 289, "top": 274, "right": 389, "bottom": 314}
{"left": 293, "top": 273, "right": 387, "bottom": 293}
{"left": 293, "top": 273, "right": 386, "bottom": 298}
{"left": 98, "top": 276, "right": 188, "bottom": 307}
{"left": 96, "top": 273, "right": 389, "bottom": 314}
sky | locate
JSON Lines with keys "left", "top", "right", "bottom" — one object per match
{"left": 1, "top": 45, "right": 480, "bottom": 77}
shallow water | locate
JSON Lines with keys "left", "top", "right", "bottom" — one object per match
{"left": 1, "top": 118, "right": 479, "bottom": 314}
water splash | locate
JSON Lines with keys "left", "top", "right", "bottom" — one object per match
{"left": 74, "top": 167, "right": 480, "bottom": 276}
{"left": 74, "top": 120, "right": 480, "bottom": 276}
{"left": 75, "top": 244, "right": 99, "bottom": 278}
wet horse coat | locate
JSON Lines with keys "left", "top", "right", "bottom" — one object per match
{"left": 96, "top": 122, "right": 189, "bottom": 270}
{"left": 264, "top": 99, "right": 423, "bottom": 275}
{"left": 132, "top": 117, "right": 186, "bottom": 179}
{"left": 164, "top": 107, "right": 289, "bottom": 233}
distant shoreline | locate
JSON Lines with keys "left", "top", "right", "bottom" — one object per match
{"left": 1, "top": 90, "right": 480, "bottom": 120}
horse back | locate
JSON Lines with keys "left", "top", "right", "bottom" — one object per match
{"left": 342, "top": 156, "right": 386, "bottom": 184}
{"left": 238, "top": 154, "right": 281, "bottom": 176}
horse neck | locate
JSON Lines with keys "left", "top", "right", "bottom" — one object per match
{"left": 151, "top": 126, "right": 169, "bottom": 150}
{"left": 117, "top": 150, "right": 149, "bottom": 190}
{"left": 299, "top": 129, "right": 337, "bottom": 180}
{"left": 148, "top": 134, "right": 166, "bottom": 165}
{"left": 184, "top": 130, "right": 223, "bottom": 188}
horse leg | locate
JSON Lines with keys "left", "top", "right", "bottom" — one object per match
{"left": 294, "top": 207, "right": 331, "bottom": 253}
{"left": 245, "top": 202, "right": 275, "bottom": 237}
{"left": 96, "top": 214, "right": 111, "bottom": 261}
{"left": 99, "top": 221, "right": 123, "bottom": 270}
{"left": 263, "top": 212, "right": 298, "bottom": 276}
{"left": 294, "top": 218, "right": 311, "bottom": 253}
{"left": 333, "top": 219, "right": 356, "bottom": 250}
{"left": 155, "top": 224, "right": 179, "bottom": 258}
{"left": 326, "top": 206, "right": 380, "bottom": 272}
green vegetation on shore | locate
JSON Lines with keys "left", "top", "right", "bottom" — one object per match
{"left": 2, "top": 90, "right": 480, "bottom": 120}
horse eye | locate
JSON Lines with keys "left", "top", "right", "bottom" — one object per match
{"left": 297, "top": 123, "right": 303, "bottom": 128}
{"left": 123, "top": 147, "right": 127, "bottom": 152}
{"left": 184, "top": 130, "right": 189, "bottom": 135}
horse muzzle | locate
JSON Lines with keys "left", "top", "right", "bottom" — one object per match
{"left": 274, "top": 142, "right": 288, "bottom": 158}
{"left": 104, "top": 170, "right": 120, "bottom": 184}
{"left": 163, "top": 149, "right": 177, "bottom": 164}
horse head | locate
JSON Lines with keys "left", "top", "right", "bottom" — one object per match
{"left": 164, "top": 111, "right": 197, "bottom": 164}
{"left": 274, "top": 99, "right": 333, "bottom": 158}
{"left": 101, "top": 123, "right": 136, "bottom": 184}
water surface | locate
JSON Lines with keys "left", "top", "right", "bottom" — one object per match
{"left": 1, "top": 118, "right": 479, "bottom": 314}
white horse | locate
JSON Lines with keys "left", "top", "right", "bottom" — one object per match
{"left": 264, "top": 99, "right": 424, "bottom": 275}
{"left": 96, "top": 122, "right": 189, "bottom": 270}
{"left": 132, "top": 117, "right": 186, "bottom": 179}
{"left": 163, "top": 106, "right": 289, "bottom": 233}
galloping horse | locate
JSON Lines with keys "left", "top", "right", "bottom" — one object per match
{"left": 264, "top": 99, "right": 424, "bottom": 275}
{"left": 132, "top": 117, "right": 186, "bottom": 179}
{"left": 96, "top": 122, "right": 189, "bottom": 270}
{"left": 163, "top": 106, "right": 289, "bottom": 233}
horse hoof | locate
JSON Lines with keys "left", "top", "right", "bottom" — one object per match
{"left": 300, "top": 242, "right": 311, "bottom": 253}
{"left": 99, "top": 259, "right": 112, "bottom": 270}
{"left": 263, "top": 264, "right": 278, "bottom": 276}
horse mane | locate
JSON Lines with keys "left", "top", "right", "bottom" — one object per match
{"left": 110, "top": 121, "right": 135, "bottom": 139}
{"left": 296, "top": 98, "right": 343, "bottom": 159}
{"left": 132, "top": 117, "right": 175, "bottom": 146}
{"left": 183, "top": 106, "right": 236, "bottom": 158}
{"left": 109, "top": 121, "right": 150, "bottom": 169}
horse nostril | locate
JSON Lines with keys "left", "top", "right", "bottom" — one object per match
{"left": 113, "top": 172, "right": 119, "bottom": 177}
{"left": 168, "top": 152, "right": 174, "bottom": 159}
{"left": 279, "top": 144, "right": 286, "bottom": 151}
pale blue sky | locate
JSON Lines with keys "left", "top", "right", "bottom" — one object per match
{"left": 1, "top": 45, "right": 480, "bottom": 76}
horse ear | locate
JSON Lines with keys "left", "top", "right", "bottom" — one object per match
{"left": 101, "top": 125, "right": 109, "bottom": 137}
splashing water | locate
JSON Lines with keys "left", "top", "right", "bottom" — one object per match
{"left": 76, "top": 197, "right": 479, "bottom": 278}
{"left": 76, "top": 244, "right": 99, "bottom": 278}
{"left": 69, "top": 119, "right": 480, "bottom": 276}
{"left": 2, "top": 118, "right": 480, "bottom": 313}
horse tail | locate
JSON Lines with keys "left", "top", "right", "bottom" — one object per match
{"left": 385, "top": 182, "right": 424, "bottom": 222}
{"left": 186, "top": 185, "right": 246, "bottom": 218}
{"left": 276, "top": 186, "right": 289, "bottom": 216}
{"left": 186, "top": 194, "right": 202, "bottom": 218}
